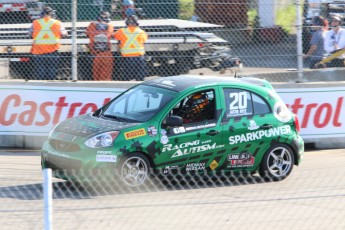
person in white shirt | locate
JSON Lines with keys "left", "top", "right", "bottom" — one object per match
{"left": 324, "top": 14, "right": 345, "bottom": 67}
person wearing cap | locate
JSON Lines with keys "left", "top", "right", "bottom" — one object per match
{"left": 122, "top": 0, "right": 135, "bottom": 18}
{"left": 114, "top": 15, "right": 148, "bottom": 81}
{"left": 303, "top": 16, "right": 328, "bottom": 69}
{"left": 86, "top": 11, "right": 114, "bottom": 81}
{"left": 324, "top": 14, "right": 345, "bottom": 67}
{"left": 30, "top": 6, "right": 67, "bottom": 80}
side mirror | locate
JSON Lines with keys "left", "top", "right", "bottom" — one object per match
{"left": 166, "top": 116, "right": 183, "bottom": 127}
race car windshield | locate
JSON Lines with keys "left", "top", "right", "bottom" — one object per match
{"left": 103, "top": 85, "right": 177, "bottom": 123}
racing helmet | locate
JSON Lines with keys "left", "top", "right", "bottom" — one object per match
{"left": 185, "top": 92, "right": 210, "bottom": 119}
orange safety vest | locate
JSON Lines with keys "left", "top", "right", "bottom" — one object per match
{"left": 114, "top": 27, "right": 147, "bottom": 57}
{"left": 31, "top": 17, "right": 62, "bottom": 55}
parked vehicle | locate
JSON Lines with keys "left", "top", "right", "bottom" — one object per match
{"left": 0, "top": 19, "right": 241, "bottom": 80}
{"left": 0, "top": 0, "right": 44, "bottom": 24}
{"left": 41, "top": 75, "right": 304, "bottom": 187}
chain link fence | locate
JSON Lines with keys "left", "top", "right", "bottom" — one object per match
{"left": 1, "top": 150, "right": 345, "bottom": 230}
{"left": 1, "top": 0, "right": 345, "bottom": 81}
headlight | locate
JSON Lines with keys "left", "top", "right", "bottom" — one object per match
{"left": 84, "top": 131, "right": 119, "bottom": 148}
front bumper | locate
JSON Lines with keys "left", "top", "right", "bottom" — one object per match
{"left": 41, "top": 140, "right": 118, "bottom": 182}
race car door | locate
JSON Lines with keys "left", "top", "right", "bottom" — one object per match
{"left": 220, "top": 87, "right": 274, "bottom": 172}
{"left": 156, "top": 88, "right": 225, "bottom": 174}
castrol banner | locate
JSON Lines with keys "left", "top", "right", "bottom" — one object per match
{"left": 0, "top": 85, "right": 345, "bottom": 139}
{"left": 0, "top": 86, "right": 122, "bottom": 135}
{"left": 278, "top": 87, "right": 344, "bottom": 139}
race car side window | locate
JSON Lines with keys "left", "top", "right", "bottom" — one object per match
{"left": 175, "top": 90, "right": 215, "bottom": 124}
{"left": 252, "top": 93, "right": 271, "bottom": 115}
{"left": 162, "top": 90, "right": 216, "bottom": 131}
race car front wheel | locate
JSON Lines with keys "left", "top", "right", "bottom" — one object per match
{"left": 259, "top": 144, "right": 295, "bottom": 181}
{"left": 118, "top": 153, "right": 152, "bottom": 187}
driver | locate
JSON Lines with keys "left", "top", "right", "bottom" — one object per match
{"left": 181, "top": 92, "right": 210, "bottom": 123}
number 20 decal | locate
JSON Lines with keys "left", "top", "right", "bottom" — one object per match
{"left": 229, "top": 92, "right": 247, "bottom": 110}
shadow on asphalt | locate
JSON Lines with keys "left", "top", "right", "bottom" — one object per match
{"left": 0, "top": 173, "right": 270, "bottom": 200}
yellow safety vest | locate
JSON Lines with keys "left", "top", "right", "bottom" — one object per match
{"left": 121, "top": 28, "right": 145, "bottom": 56}
{"left": 34, "top": 18, "right": 59, "bottom": 45}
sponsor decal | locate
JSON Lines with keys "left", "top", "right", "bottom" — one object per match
{"left": 96, "top": 150, "right": 116, "bottom": 162}
{"left": 96, "top": 155, "right": 117, "bottom": 162}
{"left": 173, "top": 126, "right": 186, "bottom": 134}
{"left": 162, "top": 140, "right": 224, "bottom": 158}
{"left": 148, "top": 126, "right": 158, "bottom": 137}
{"left": 124, "top": 128, "right": 146, "bottom": 140}
{"left": 186, "top": 163, "right": 205, "bottom": 171}
{"left": 185, "top": 123, "right": 216, "bottom": 131}
{"left": 248, "top": 120, "right": 259, "bottom": 130}
{"left": 227, "top": 152, "right": 254, "bottom": 168}
{"left": 163, "top": 165, "right": 179, "bottom": 174}
{"left": 97, "top": 150, "right": 112, "bottom": 155}
{"left": 160, "top": 129, "right": 169, "bottom": 144}
{"left": 210, "top": 160, "right": 219, "bottom": 170}
{"left": 229, "top": 125, "right": 291, "bottom": 145}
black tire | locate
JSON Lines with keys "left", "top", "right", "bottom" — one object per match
{"left": 259, "top": 144, "right": 295, "bottom": 181}
{"left": 117, "top": 153, "right": 153, "bottom": 188}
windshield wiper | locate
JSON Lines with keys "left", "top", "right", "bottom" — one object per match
{"left": 102, "top": 114, "right": 129, "bottom": 122}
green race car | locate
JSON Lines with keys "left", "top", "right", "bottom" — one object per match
{"left": 41, "top": 75, "right": 304, "bottom": 187}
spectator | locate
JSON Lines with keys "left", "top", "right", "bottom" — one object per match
{"left": 114, "top": 15, "right": 148, "bottom": 81}
{"left": 303, "top": 16, "right": 328, "bottom": 69}
{"left": 86, "top": 11, "right": 114, "bottom": 81}
{"left": 324, "top": 14, "right": 345, "bottom": 67}
{"left": 30, "top": 7, "right": 67, "bottom": 80}
{"left": 122, "top": 0, "right": 135, "bottom": 18}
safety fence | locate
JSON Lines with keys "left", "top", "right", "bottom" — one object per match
{"left": 0, "top": 0, "right": 345, "bottom": 81}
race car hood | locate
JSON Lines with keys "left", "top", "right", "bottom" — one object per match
{"left": 55, "top": 113, "right": 138, "bottom": 137}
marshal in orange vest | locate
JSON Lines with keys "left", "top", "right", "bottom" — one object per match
{"left": 31, "top": 16, "right": 64, "bottom": 55}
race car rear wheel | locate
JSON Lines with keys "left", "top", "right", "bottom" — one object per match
{"left": 259, "top": 144, "right": 295, "bottom": 181}
{"left": 118, "top": 153, "right": 152, "bottom": 187}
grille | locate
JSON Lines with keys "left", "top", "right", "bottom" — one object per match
{"left": 49, "top": 139, "right": 81, "bottom": 152}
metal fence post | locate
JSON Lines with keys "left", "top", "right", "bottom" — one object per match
{"left": 43, "top": 168, "right": 53, "bottom": 230}
{"left": 71, "top": 0, "right": 78, "bottom": 81}
{"left": 296, "top": 0, "right": 304, "bottom": 82}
